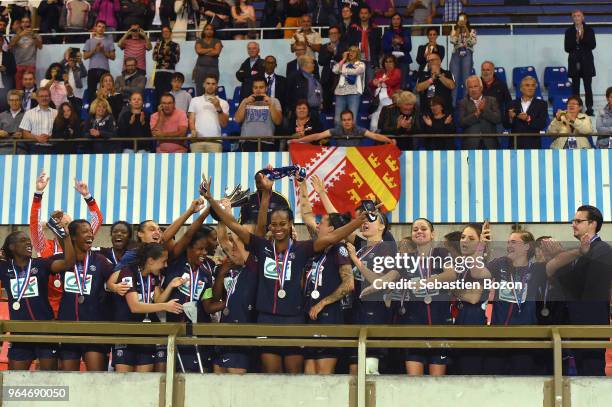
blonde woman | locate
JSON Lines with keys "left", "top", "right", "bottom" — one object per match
{"left": 449, "top": 13, "right": 477, "bottom": 104}
{"left": 96, "top": 72, "right": 123, "bottom": 121}
{"left": 85, "top": 97, "right": 117, "bottom": 153}
{"left": 548, "top": 95, "right": 593, "bottom": 149}
{"left": 332, "top": 46, "right": 365, "bottom": 126}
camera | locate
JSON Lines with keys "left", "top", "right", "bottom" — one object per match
{"left": 254, "top": 95, "right": 264, "bottom": 102}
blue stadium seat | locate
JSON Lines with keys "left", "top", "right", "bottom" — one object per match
{"left": 494, "top": 67, "right": 507, "bottom": 86}
{"left": 551, "top": 96, "right": 569, "bottom": 114}
{"left": 543, "top": 66, "right": 569, "bottom": 89}
{"left": 217, "top": 85, "right": 227, "bottom": 101}
{"left": 143, "top": 88, "right": 157, "bottom": 114}
{"left": 548, "top": 81, "right": 573, "bottom": 101}
{"left": 232, "top": 86, "right": 241, "bottom": 103}
{"left": 183, "top": 87, "right": 196, "bottom": 97}
{"left": 406, "top": 70, "right": 418, "bottom": 91}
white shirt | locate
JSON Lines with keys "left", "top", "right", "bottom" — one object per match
{"left": 188, "top": 95, "right": 229, "bottom": 139}
{"left": 19, "top": 105, "right": 57, "bottom": 136}
{"left": 521, "top": 97, "right": 533, "bottom": 113}
{"left": 471, "top": 95, "right": 483, "bottom": 109}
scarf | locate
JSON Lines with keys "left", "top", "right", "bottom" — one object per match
{"left": 345, "top": 63, "right": 357, "bottom": 85}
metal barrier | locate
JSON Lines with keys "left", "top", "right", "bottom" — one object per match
{"left": 4, "top": 133, "right": 611, "bottom": 154}
{"left": 1, "top": 321, "right": 611, "bottom": 407}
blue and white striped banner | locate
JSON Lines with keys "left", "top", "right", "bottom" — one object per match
{"left": 0, "top": 150, "right": 610, "bottom": 225}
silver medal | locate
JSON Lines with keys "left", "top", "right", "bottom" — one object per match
{"left": 142, "top": 317, "right": 152, "bottom": 323}
{"left": 456, "top": 302, "right": 464, "bottom": 310}
{"left": 223, "top": 308, "right": 230, "bottom": 316}
{"left": 277, "top": 289, "right": 287, "bottom": 299}
{"left": 53, "top": 279, "right": 61, "bottom": 288}
{"left": 481, "top": 302, "right": 488, "bottom": 311}
{"left": 540, "top": 307, "right": 550, "bottom": 317}
{"left": 398, "top": 307, "right": 406, "bottom": 315}
{"left": 424, "top": 295, "right": 432, "bottom": 305}
{"left": 77, "top": 295, "right": 85, "bottom": 304}
{"left": 12, "top": 302, "right": 20, "bottom": 311}
{"left": 311, "top": 290, "right": 320, "bottom": 300}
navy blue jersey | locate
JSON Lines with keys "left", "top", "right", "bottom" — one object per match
{"left": 488, "top": 257, "right": 545, "bottom": 325}
{"left": 245, "top": 234, "right": 316, "bottom": 316}
{"left": 305, "top": 243, "right": 351, "bottom": 311}
{"left": 220, "top": 254, "right": 258, "bottom": 323}
{"left": 162, "top": 254, "right": 215, "bottom": 323}
{"left": 99, "top": 247, "right": 121, "bottom": 267}
{"left": 405, "top": 247, "right": 452, "bottom": 302}
{"left": 354, "top": 232, "right": 396, "bottom": 252}
{"left": 57, "top": 252, "right": 114, "bottom": 321}
{"left": 0, "top": 257, "right": 59, "bottom": 321}
{"left": 113, "top": 266, "right": 159, "bottom": 322}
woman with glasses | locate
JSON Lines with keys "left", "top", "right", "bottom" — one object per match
{"left": 548, "top": 95, "right": 593, "bottom": 149}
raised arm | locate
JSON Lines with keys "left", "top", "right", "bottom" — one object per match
{"left": 313, "top": 211, "right": 367, "bottom": 252}
{"left": 162, "top": 198, "right": 206, "bottom": 251}
{"left": 255, "top": 173, "right": 273, "bottom": 237}
{"left": 310, "top": 174, "right": 338, "bottom": 214}
{"left": 74, "top": 179, "right": 104, "bottom": 234}
{"left": 298, "top": 179, "right": 318, "bottom": 237}
{"left": 30, "top": 170, "right": 50, "bottom": 255}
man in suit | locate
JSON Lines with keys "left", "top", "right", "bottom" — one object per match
{"left": 549, "top": 205, "right": 612, "bottom": 376}
{"left": 565, "top": 10, "right": 596, "bottom": 116}
{"left": 235, "top": 41, "right": 265, "bottom": 86}
{"left": 0, "top": 44, "right": 16, "bottom": 112}
{"left": 459, "top": 75, "right": 501, "bottom": 149}
{"left": 286, "top": 55, "right": 323, "bottom": 115}
{"left": 21, "top": 70, "right": 39, "bottom": 111}
{"left": 318, "top": 25, "right": 346, "bottom": 113}
{"left": 241, "top": 55, "right": 287, "bottom": 114}
{"left": 507, "top": 76, "right": 549, "bottom": 149}
{"left": 286, "top": 42, "right": 320, "bottom": 80}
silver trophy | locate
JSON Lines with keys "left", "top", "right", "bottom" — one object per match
{"left": 210, "top": 184, "right": 251, "bottom": 221}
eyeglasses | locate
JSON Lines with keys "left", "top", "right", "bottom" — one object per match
{"left": 571, "top": 218, "right": 590, "bottom": 224}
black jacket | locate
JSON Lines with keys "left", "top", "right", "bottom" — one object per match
{"left": 564, "top": 24, "right": 596, "bottom": 78}
{"left": 286, "top": 58, "right": 320, "bottom": 80}
{"left": 318, "top": 41, "right": 347, "bottom": 89}
{"left": 506, "top": 98, "right": 549, "bottom": 133}
{"left": 235, "top": 56, "right": 265, "bottom": 84}
{"left": 286, "top": 70, "right": 321, "bottom": 112}
{"left": 483, "top": 76, "right": 512, "bottom": 122}
{"left": 0, "top": 50, "right": 16, "bottom": 89}
{"left": 345, "top": 23, "right": 382, "bottom": 67}
{"left": 416, "top": 44, "right": 445, "bottom": 73}
{"left": 120, "top": 1, "right": 150, "bottom": 30}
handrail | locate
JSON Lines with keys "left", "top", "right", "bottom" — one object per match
{"left": 4, "top": 132, "right": 610, "bottom": 154}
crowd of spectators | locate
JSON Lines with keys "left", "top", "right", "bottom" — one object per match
{"left": 0, "top": 4, "right": 610, "bottom": 153}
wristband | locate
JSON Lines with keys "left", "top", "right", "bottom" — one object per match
{"left": 34, "top": 191, "right": 44, "bottom": 196}
{"left": 83, "top": 193, "right": 92, "bottom": 200}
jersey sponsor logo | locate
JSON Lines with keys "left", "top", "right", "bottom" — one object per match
{"left": 63, "top": 272, "right": 93, "bottom": 295}
{"left": 339, "top": 246, "right": 349, "bottom": 258}
{"left": 9, "top": 276, "right": 39, "bottom": 298}
{"left": 122, "top": 276, "right": 134, "bottom": 288}
{"left": 178, "top": 279, "right": 206, "bottom": 299}
{"left": 263, "top": 257, "right": 292, "bottom": 281}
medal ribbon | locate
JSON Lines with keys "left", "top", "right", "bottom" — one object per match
{"left": 273, "top": 239, "right": 293, "bottom": 292}
{"left": 417, "top": 248, "right": 433, "bottom": 296}
{"left": 74, "top": 252, "right": 90, "bottom": 296}
{"left": 138, "top": 272, "right": 152, "bottom": 304}
{"left": 509, "top": 262, "right": 531, "bottom": 313}
{"left": 187, "top": 264, "right": 200, "bottom": 302}
{"left": 309, "top": 249, "right": 328, "bottom": 294}
{"left": 225, "top": 268, "right": 241, "bottom": 308}
{"left": 12, "top": 259, "right": 32, "bottom": 303}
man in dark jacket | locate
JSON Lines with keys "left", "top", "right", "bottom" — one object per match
{"left": 564, "top": 10, "right": 596, "bottom": 115}
{"left": 0, "top": 47, "right": 16, "bottom": 112}
{"left": 506, "top": 76, "right": 549, "bottom": 149}
{"left": 241, "top": 55, "right": 287, "bottom": 113}
{"left": 481, "top": 61, "right": 511, "bottom": 125}
{"left": 236, "top": 41, "right": 265, "bottom": 88}
{"left": 318, "top": 25, "right": 347, "bottom": 113}
{"left": 458, "top": 75, "right": 501, "bottom": 149}
{"left": 286, "top": 55, "right": 323, "bottom": 115}
{"left": 120, "top": 0, "right": 151, "bottom": 30}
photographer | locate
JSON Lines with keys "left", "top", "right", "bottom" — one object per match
{"left": 61, "top": 48, "right": 87, "bottom": 100}
{"left": 415, "top": 52, "right": 455, "bottom": 115}
{"left": 118, "top": 24, "right": 152, "bottom": 73}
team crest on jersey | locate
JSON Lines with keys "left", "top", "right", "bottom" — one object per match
{"left": 116, "top": 350, "right": 123, "bottom": 357}
{"left": 31, "top": 267, "right": 39, "bottom": 275}
{"left": 157, "top": 351, "right": 165, "bottom": 358}
{"left": 289, "top": 253, "right": 296, "bottom": 260}
{"left": 339, "top": 246, "right": 349, "bottom": 258}
{"left": 90, "top": 265, "right": 96, "bottom": 272}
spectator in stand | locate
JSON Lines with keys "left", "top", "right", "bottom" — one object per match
{"left": 37, "top": 0, "right": 63, "bottom": 44}
{"left": 152, "top": 25, "right": 180, "bottom": 99}
{"left": 169, "top": 72, "right": 192, "bottom": 114}
{"left": 416, "top": 52, "right": 455, "bottom": 115}
{"left": 40, "top": 63, "right": 69, "bottom": 108}
{"left": 339, "top": 0, "right": 364, "bottom": 22}
{"left": 347, "top": 5, "right": 381, "bottom": 93}
{"left": 19, "top": 87, "right": 57, "bottom": 154}
{"left": 369, "top": 54, "right": 401, "bottom": 131}
{"left": 21, "top": 71, "right": 38, "bottom": 111}
{"left": 114, "top": 56, "right": 146, "bottom": 103}
{"left": 241, "top": 55, "right": 287, "bottom": 112}
{"left": 261, "top": 0, "right": 284, "bottom": 39}
{"left": 0, "top": 41, "right": 16, "bottom": 112}
{"left": 416, "top": 27, "right": 445, "bottom": 74}
{"left": 406, "top": 0, "right": 436, "bottom": 36}
{"left": 422, "top": 95, "right": 456, "bottom": 149}
{"left": 83, "top": 20, "right": 116, "bottom": 102}
{"left": 481, "top": 60, "right": 511, "bottom": 125}
{"left": 9, "top": 16, "right": 42, "bottom": 90}
{"left": 287, "top": 55, "right": 323, "bottom": 116}
{"left": 117, "top": 91, "right": 151, "bottom": 152}
{"left": 458, "top": 75, "right": 501, "bottom": 149}
{"left": 290, "top": 15, "right": 322, "bottom": 58}
{"left": 440, "top": 0, "right": 466, "bottom": 34}
{"left": 318, "top": 26, "right": 346, "bottom": 113}
{"left": 565, "top": 10, "right": 596, "bottom": 116}
{"left": 200, "top": 0, "right": 231, "bottom": 35}
{"left": 286, "top": 42, "right": 320, "bottom": 80}
{"left": 194, "top": 23, "right": 222, "bottom": 96}
{"left": 382, "top": 13, "right": 411, "bottom": 86}
{"left": 290, "top": 109, "right": 395, "bottom": 146}
{"left": 188, "top": 74, "right": 229, "bottom": 153}
{"left": 85, "top": 97, "right": 118, "bottom": 153}
{"left": 284, "top": 99, "right": 325, "bottom": 145}
{"left": 548, "top": 95, "right": 592, "bottom": 149}
{"left": 595, "top": 86, "right": 612, "bottom": 148}
{"left": 0, "top": 19, "right": 9, "bottom": 52}
{"left": 118, "top": 24, "right": 152, "bottom": 73}
{"left": 377, "top": 90, "right": 420, "bottom": 150}
{"left": 449, "top": 13, "right": 477, "bottom": 105}
{"left": 234, "top": 78, "right": 282, "bottom": 152}
{"left": 507, "top": 76, "right": 549, "bottom": 149}
{"left": 367, "top": 0, "right": 395, "bottom": 26}
{"left": 332, "top": 45, "right": 365, "bottom": 126}
{"left": 231, "top": 0, "right": 257, "bottom": 40}
{"left": 0, "top": 91, "right": 25, "bottom": 153}
{"left": 283, "top": 0, "right": 309, "bottom": 39}
{"left": 60, "top": 47, "right": 87, "bottom": 100}
{"left": 92, "top": 0, "right": 121, "bottom": 31}
{"left": 312, "top": 0, "right": 338, "bottom": 31}
{"left": 235, "top": 41, "right": 264, "bottom": 89}
{"left": 151, "top": 93, "right": 188, "bottom": 153}
{"left": 51, "top": 101, "right": 82, "bottom": 154}
{"left": 338, "top": 5, "right": 355, "bottom": 38}
{"left": 96, "top": 72, "right": 124, "bottom": 120}
{"left": 158, "top": 0, "right": 177, "bottom": 28}
{"left": 63, "top": 0, "right": 91, "bottom": 43}
{"left": 119, "top": 0, "right": 150, "bottom": 30}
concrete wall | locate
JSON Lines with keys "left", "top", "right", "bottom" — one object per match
{"left": 2, "top": 372, "right": 612, "bottom": 407}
